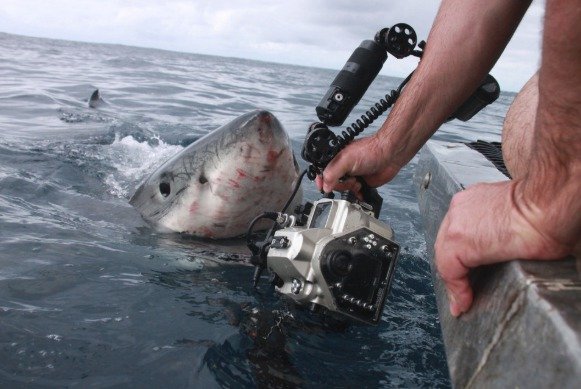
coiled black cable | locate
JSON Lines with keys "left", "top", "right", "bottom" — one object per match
{"left": 335, "top": 71, "right": 414, "bottom": 152}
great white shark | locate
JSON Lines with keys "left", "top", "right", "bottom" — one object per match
{"left": 130, "top": 110, "right": 302, "bottom": 239}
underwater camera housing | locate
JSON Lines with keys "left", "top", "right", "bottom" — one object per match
{"left": 265, "top": 194, "right": 399, "bottom": 325}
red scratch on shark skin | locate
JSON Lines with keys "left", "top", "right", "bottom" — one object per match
{"left": 236, "top": 168, "right": 248, "bottom": 178}
{"left": 253, "top": 175, "right": 266, "bottom": 183}
{"left": 267, "top": 149, "right": 283, "bottom": 165}
{"left": 237, "top": 168, "right": 265, "bottom": 183}
{"left": 201, "top": 227, "right": 215, "bottom": 238}
{"left": 214, "top": 189, "right": 230, "bottom": 202}
{"left": 189, "top": 201, "right": 199, "bottom": 214}
{"left": 228, "top": 179, "right": 240, "bottom": 188}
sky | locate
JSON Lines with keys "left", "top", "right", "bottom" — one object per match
{"left": 1, "top": 0, "right": 544, "bottom": 91}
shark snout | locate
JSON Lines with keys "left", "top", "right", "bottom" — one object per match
{"left": 254, "top": 110, "right": 286, "bottom": 146}
{"left": 256, "top": 110, "right": 273, "bottom": 125}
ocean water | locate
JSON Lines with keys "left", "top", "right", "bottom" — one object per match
{"left": 0, "top": 32, "right": 514, "bottom": 388}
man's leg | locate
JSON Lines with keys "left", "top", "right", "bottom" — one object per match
{"left": 501, "top": 72, "right": 539, "bottom": 179}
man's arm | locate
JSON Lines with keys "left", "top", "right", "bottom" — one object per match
{"left": 319, "top": 0, "right": 531, "bottom": 193}
{"left": 436, "top": 0, "right": 581, "bottom": 316}
{"left": 518, "top": 0, "right": 581, "bottom": 252}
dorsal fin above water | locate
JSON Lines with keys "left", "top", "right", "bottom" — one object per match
{"left": 89, "top": 89, "right": 104, "bottom": 108}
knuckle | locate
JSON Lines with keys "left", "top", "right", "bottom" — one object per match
{"left": 434, "top": 248, "right": 446, "bottom": 272}
{"left": 449, "top": 192, "right": 464, "bottom": 208}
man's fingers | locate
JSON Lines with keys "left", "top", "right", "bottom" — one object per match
{"left": 323, "top": 176, "right": 361, "bottom": 194}
{"left": 436, "top": 252, "right": 473, "bottom": 317}
{"left": 436, "top": 248, "right": 473, "bottom": 316}
{"left": 443, "top": 275, "right": 473, "bottom": 317}
{"left": 322, "top": 151, "right": 355, "bottom": 193}
{"left": 435, "top": 213, "right": 474, "bottom": 317}
{"left": 319, "top": 135, "right": 399, "bottom": 193}
{"left": 315, "top": 175, "right": 324, "bottom": 192}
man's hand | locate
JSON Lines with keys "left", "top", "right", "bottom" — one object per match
{"left": 435, "top": 180, "right": 573, "bottom": 317}
{"left": 315, "top": 134, "right": 403, "bottom": 195}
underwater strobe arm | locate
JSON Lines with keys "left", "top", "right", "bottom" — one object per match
{"left": 302, "top": 24, "right": 420, "bottom": 183}
{"left": 301, "top": 23, "right": 501, "bottom": 185}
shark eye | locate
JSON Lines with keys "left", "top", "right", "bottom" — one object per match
{"left": 159, "top": 182, "right": 171, "bottom": 197}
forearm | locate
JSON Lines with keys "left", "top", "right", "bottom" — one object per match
{"left": 515, "top": 0, "right": 581, "bottom": 251}
{"left": 379, "top": 0, "right": 532, "bottom": 166}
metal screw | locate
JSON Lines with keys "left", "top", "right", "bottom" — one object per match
{"left": 381, "top": 245, "right": 394, "bottom": 259}
{"left": 422, "top": 172, "right": 431, "bottom": 190}
{"left": 291, "top": 278, "right": 302, "bottom": 294}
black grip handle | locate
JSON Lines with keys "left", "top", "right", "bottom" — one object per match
{"left": 450, "top": 74, "right": 500, "bottom": 122}
{"left": 357, "top": 177, "right": 383, "bottom": 218}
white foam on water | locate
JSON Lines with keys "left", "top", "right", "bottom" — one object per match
{"left": 104, "top": 133, "right": 184, "bottom": 198}
{"left": 99, "top": 272, "right": 145, "bottom": 286}
{"left": 46, "top": 334, "right": 62, "bottom": 342}
{"left": 0, "top": 300, "right": 63, "bottom": 313}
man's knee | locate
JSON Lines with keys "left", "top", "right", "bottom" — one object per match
{"left": 502, "top": 73, "right": 539, "bottom": 179}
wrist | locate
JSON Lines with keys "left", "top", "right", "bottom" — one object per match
{"left": 371, "top": 131, "right": 408, "bottom": 172}
{"left": 511, "top": 174, "right": 579, "bottom": 259}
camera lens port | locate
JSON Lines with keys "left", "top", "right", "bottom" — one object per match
{"left": 327, "top": 250, "right": 354, "bottom": 277}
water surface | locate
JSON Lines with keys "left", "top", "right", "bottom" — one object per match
{"left": 0, "top": 32, "right": 512, "bottom": 387}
